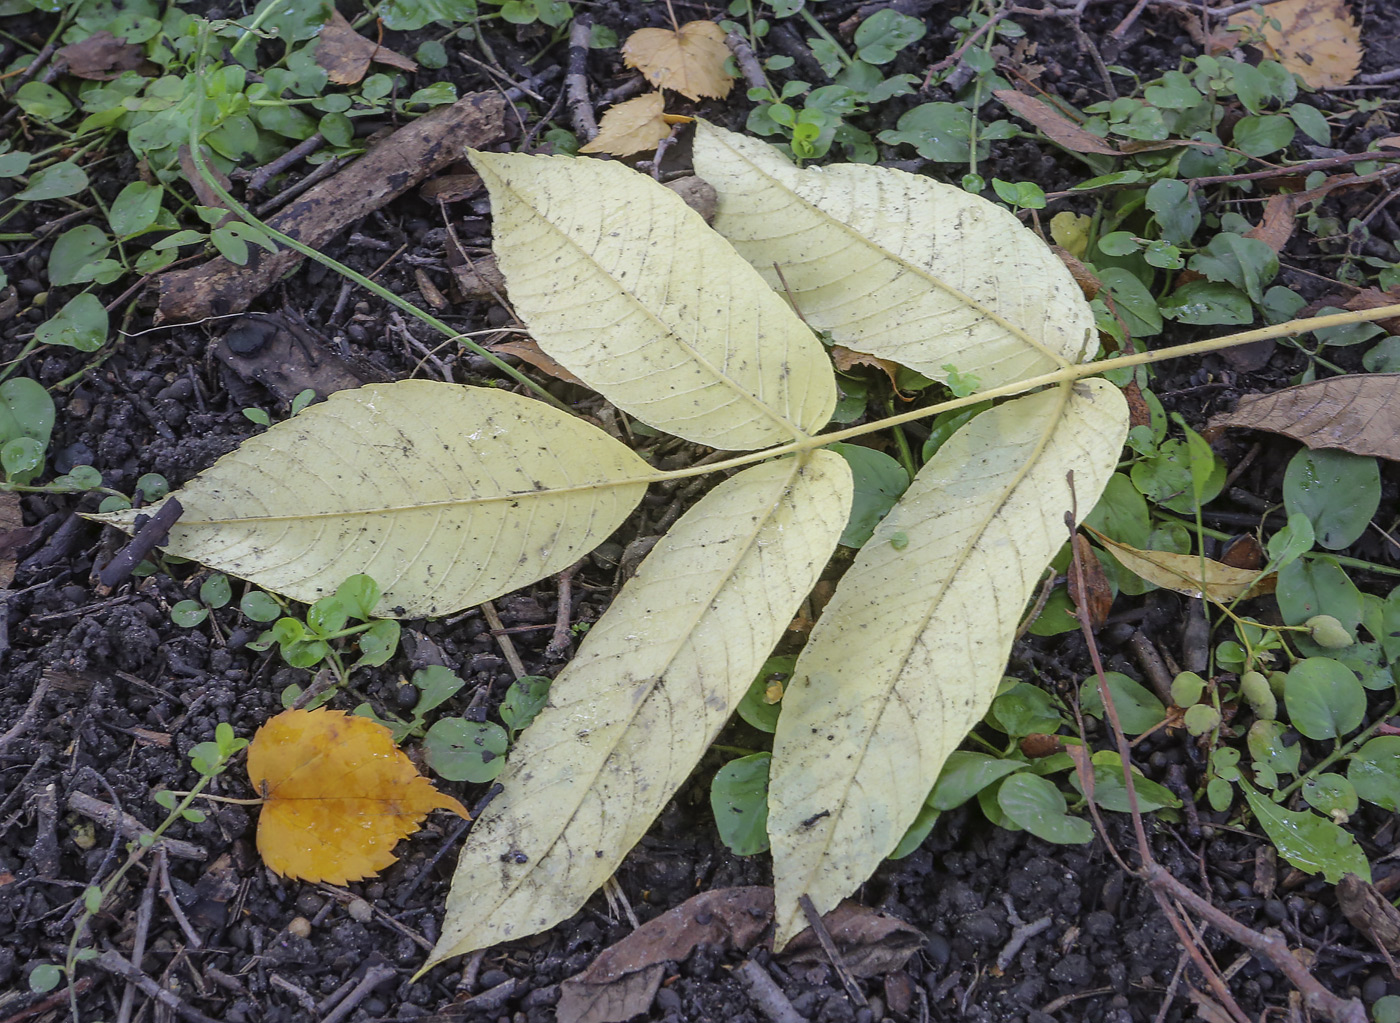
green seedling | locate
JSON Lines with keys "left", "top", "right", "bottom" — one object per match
{"left": 170, "top": 572, "right": 232, "bottom": 627}
{"left": 254, "top": 574, "right": 402, "bottom": 702}
{"left": 243, "top": 387, "right": 315, "bottom": 427}
{"left": 422, "top": 675, "right": 552, "bottom": 783}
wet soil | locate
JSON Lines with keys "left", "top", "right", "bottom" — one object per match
{"left": 3, "top": 2, "right": 1400, "bottom": 1022}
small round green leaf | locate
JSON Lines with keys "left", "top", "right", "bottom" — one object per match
{"left": 1283, "top": 448, "right": 1380, "bottom": 550}
{"left": 1348, "top": 736, "right": 1400, "bottom": 811}
{"left": 996, "top": 773, "right": 1092, "bottom": 844}
{"left": 1300, "top": 773, "right": 1357, "bottom": 818}
{"left": 35, "top": 293, "right": 108, "bottom": 352}
{"left": 15, "top": 160, "right": 88, "bottom": 201}
{"left": 710, "top": 752, "right": 771, "bottom": 855}
{"left": 170, "top": 600, "right": 209, "bottom": 627}
{"left": 424, "top": 718, "right": 509, "bottom": 783}
{"left": 1284, "top": 657, "right": 1366, "bottom": 740}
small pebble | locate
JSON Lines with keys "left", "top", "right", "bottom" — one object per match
{"left": 347, "top": 898, "right": 373, "bottom": 923}
{"left": 285, "top": 916, "right": 312, "bottom": 938}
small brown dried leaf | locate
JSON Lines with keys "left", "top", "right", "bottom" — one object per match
{"left": 488, "top": 339, "right": 588, "bottom": 388}
{"left": 558, "top": 887, "right": 773, "bottom": 1023}
{"left": 56, "top": 30, "right": 148, "bottom": 80}
{"left": 579, "top": 93, "right": 669, "bottom": 157}
{"left": 993, "top": 90, "right": 1119, "bottom": 155}
{"left": 314, "top": 9, "right": 417, "bottom": 86}
{"left": 831, "top": 346, "right": 906, "bottom": 395}
{"left": 622, "top": 21, "right": 733, "bottom": 101}
{"left": 1068, "top": 533, "right": 1113, "bottom": 628}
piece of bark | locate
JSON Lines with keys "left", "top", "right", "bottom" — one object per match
{"left": 157, "top": 92, "right": 507, "bottom": 322}
{"left": 215, "top": 311, "right": 392, "bottom": 404}
{"left": 1337, "top": 874, "right": 1400, "bottom": 950}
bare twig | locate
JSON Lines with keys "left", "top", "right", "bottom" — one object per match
{"left": 93, "top": 951, "right": 223, "bottom": 1023}
{"left": 797, "top": 894, "right": 867, "bottom": 1008}
{"left": 736, "top": 959, "right": 807, "bottom": 1023}
{"left": 0, "top": 677, "right": 49, "bottom": 756}
{"left": 566, "top": 16, "right": 598, "bottom": 141}
{"left": 725, "top": 31, "right": 767, "bottom": 92}
{"left": 114, "top": 851, "right": 161, "bottom": 1023}
{"left": 319, "top": 964, "right": 398, "bottom": 1023}
{"left": 481, "top": 600, "right": 528, "bottom": 679}
{"left": 65, "top": 791, "right": 207, "bottom": 861}
{"left": 546, "top": 560, "right": 581, "bottom": 659}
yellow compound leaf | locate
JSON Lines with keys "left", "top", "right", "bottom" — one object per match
{"left": 1087, "top": 527, "right": 1277, "bottom": 602}
{"left": 579, "top": 93, "right": 669, "bottom": 157}
{"left": 1229, "top": 0, "right": 1361, "bottom": 88}
{"left": 621, "top": 21, "right": 733, "bottom": 101}
{"left": 247, "top": 708, "right": 469, "bottom": 886}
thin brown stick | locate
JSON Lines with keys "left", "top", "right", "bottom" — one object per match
{"left": 1067, "top": 478, "right": 1369, "bottom": 1023}
{"left": 92, "top": 951, "right": 223, "bottom": 1023}
{"left": 481, "top": 600, "right": 527, "bottom": 679}
{"left": 0, "top": 677, "right": 49, "bottom": 756}
{"left": 566, "top": 16, "right": 598, "bottom": 142}
{"left": 797, "top": 894, "right": 867, "bottom": 1008}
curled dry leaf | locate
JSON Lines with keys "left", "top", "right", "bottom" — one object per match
{"left": 621, "top": 21, "right": 733, "bottom": 101}
{"left": 579, "top": 93, "right": 670, "bottom": 157}
{"left": 1208, "top": 374, "right": 1400, "bottom": 462}
{"left": 246, "top": 708, "right": 469, "bottom": 886}
{"left": 1087, "top": 527, "right": 1276, "bottom": 602}
{"left": 1067, "top": 533, "right": 1114, "bottom": 628}
{"left": 1228, "top": 0, "right": 1362, "bottom": 88}
{"left": 831, "top": 345, "right": 907, "bottom": 395}
{"left": 557, "top": 887, "right": 774, "bottom": 1023}
{"left": 315, "top": 9, "right": 417, "bottom": 85}
{"left": 487, "top": 339, "right": 588, "bottom": 387}
{"left": 993, "top": 90, "right": 1119, "bottom": 156}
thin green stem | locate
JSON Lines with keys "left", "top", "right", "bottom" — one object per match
{"left": 884, "top": 395, "right": 917, "bottom": 478}
{"left": 798, "top": 9, "right": 851, "bottom": 68}
{"left": 187, "top": 28, "right": 570, "bottom": 412}
{"left": 1275, "top": 694, "right": 1400, "bottom": 800}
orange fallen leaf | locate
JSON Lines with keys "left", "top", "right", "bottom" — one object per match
{"left": 1086, "top": 527, "right": 1276, "bottom": 602}
{"left": 315, "top": 9, "right": 418, "bottom": 86}
{"left": 622, "top": 21, "right": 733, "bottom": 101}
{"left": 247, "top": 708, "right": 469, "bottom": 885}
{"left": 580, "top": 93, "right": 671, "bottom": 157}
{"left": 1228, "top": 0, "right": 1361, "bottom": 89}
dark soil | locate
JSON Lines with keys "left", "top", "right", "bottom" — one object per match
{"left": 3, "top": 2, "right": 1400, "bottom": 1022}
